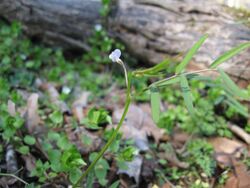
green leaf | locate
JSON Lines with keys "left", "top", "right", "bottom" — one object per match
{"left": 119, "top": 146, "right": 136, "bottom": 161}
{"left": 18, "top": 145, "right": 29, "bottom": 155}
{"left": 24, "top": 135, "right": 36, "bottom": 145}
{"left": 94, "top": 159, "right": 109, "bottom": 186}
{"left": 210, "top": 42, "right": 250, "bottom": 68}
{"left": 132, "top": 59, "right": 170, "bottom": 77}
{"left": 225, "top": 94, "right": 248, "bottom": 117}
{"left": 57, "top": 135, "right": 71, "bottom": 150}
{"left": 180, "top": 75, "right": 195, "bottom": 116}
{"left": 110, "top": 180, "right": 120, "bottom": 188}
{"left": 49, "top": 111, "right": 63, "bottom": 124}
{"left": 154, "top": 76, "right": 180, "bottom": 88}
{"left": 48, "top": 131, "right": 60, "bottom": 141}
{"left": 218, "top": 68, "right": 249, "bottom": 99}
{"left": 150, "top": 87, "right": 160, "bottom": 123}
{"left": 48, "top": 149, "right": 62, "bottom": 172}
{"left": 13, "top": 116, "right": 24, "bottom": 129}
{"left": 175, "top": 34, "right": 208, "bottom": 74}
{"left": 86, "top": 170, "right": 95, "bottom": 188}
{"left": 69, "top": 168, "right": 82, "bottom": 184}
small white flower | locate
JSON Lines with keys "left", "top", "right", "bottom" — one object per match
{"left": 109, "top": 49, "right": 121, "bottom": 62}
{"left": 62, "top": 86, "right": 71, "bottom": 95}
{"left": 94, "top": 24, "right": 102, "bottom": 31}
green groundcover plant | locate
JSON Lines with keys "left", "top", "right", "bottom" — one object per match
{"left": 73, "top": 35, "right": 250, "bottom": 187}
{"left": 0, "top": 20, "right": 249, "bottom": 187}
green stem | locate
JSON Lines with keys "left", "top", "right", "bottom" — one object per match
{"left": 73, "top": 91, "right": 131, "bottom": 188}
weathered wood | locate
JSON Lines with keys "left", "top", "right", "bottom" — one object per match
{"left": 0, "top": 0, "right": 102, "bottom": 51}
{"left": 0, "top": 0, "right": 249, "bottom": 85}
{"left": 109, "top": 0, "right": 250, "bottom": 86}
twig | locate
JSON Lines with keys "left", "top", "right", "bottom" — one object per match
{"left": 228, "top": 123, "right": 250, "bottom": 145}
{"left": 0, "top": 173, "right": 28, "bottom": 185}
{"left": 157, "top": 170, "right": 176, "bottom": 188}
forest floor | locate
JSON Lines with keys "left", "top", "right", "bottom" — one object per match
{"left": 0, "top": 21, "right": 250, "bottom": 188}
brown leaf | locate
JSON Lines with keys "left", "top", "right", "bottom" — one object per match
{"left": 5, "top": 145, "right": 18, "bottom": 173}
{"left": 21, "top": 154, "right": 36, "bottom": 173}
{"left": 25, "top": 93, "right": 42, "bottom": 134}
{"left": 224, "top": 173, "right": 238, "bottom": 188}
{"left": 65, "top": 125, "right": 102, "bottom": 155}
{"left": 158, "top": 143, "right": 189, "bottom": 169}
{"left": 39, "top": 82, "right": 70, "bottom": 113}
{"left": 225, "top": 159, "right": 250, "bottom": 188}
{"left": 209, "top": 137, "right": 246, "bottom": 167}
{"left": 233, "top": 160, "right": 250, "bottom": 188}
{"left": 141, "top": 159, "right": 158, "bottom": 184}
{"left": 208, "top": 137, "right": 245, "bottom": 157}
{"left": 7, "top": 100, "right": 16, "bottom": 116}
{"left": 161, "top": 183, "right": 171, "bottom": 188}
{"left": 112, "top": 104, "right": 165, "bottom": 149}
{"left": 72, "top": 91, "right": 90, "bottom": 122}
{"left": 118, "top": 155, "right": 143, "bottom": 184}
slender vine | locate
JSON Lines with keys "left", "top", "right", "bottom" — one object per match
{"left": 73, "top": 53, "right": 131, "bottom": 188}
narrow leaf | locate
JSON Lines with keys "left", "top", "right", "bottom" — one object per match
{"left": 150, "top": 87, "right": 160, "bottom": 123}
{"left": 86, "top": 171, "right": 94, "bottom": 188}
{"left": 218, "top": 68, "right": 249, "bottom": 99}
{"left": 187, "top": 74, "right": 213, "bottom": 82}
{"left": 110, "top": 180, "right": 120, "bottom": 188}
{"left": 133, "top": 59, "right": 170, "bottom": 77}
{"left": 175, "top": 34, "right": 208, "bottom": 74}
{"left": 225, "top": 94, "right": 248, "bottom": 117}
{"left": 154, "top": 76, "right": 180, "bottom": 88}
{"left": 180, "top": 75, "right": 195, "bottom": 116}
{"left": 210, "top": 42, "right": 250, "bottom": 68}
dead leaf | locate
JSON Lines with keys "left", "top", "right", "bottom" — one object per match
{"left": 104, "top": 85, "right": 127, "bottom": 110}
{"left": 141, "top": 159, "right": 158, "bottom": 185}
{"left": 5, "top": 145, "right": 18, "bottom": 173}
{"left": 225, "top": 159, "right": 250, "bottom": 188}
{"left": 38, "top": 82, "right": 70, "bottom": 113}
{"left": 214, "top": 153, "right": 233, "bottom": 167}
{"left": 21, "top": 154, "right": 36, "bottom": 173}
{"left": 233, "top": 160, "right": 250, "bottom": 188}
{"left": 72, "top": 91, "right": 90, "bottom": 122}
{"left": 161, "top": 183, "right": 171, "bottom": 188}
{"left": 208, "top": 137, "right": 245, "bottom": 158}
{"left": 107, "top": 122, "right": 149, "bottom": 151}
{"left": 118, "top": 155, "right": 143, "bottom": 185}
{"left": 224, "top": 173, "right": 238, "bottom": 188}
{"left": 171, "top": 127, "right": 190, "bottom": 150}
{"left": 208, "top": 137, "right": 246, "bottom": 168}
{"left": 112, "top": 104, "right": 165, "bottom": 147}
{"left": 0, "top": 177, "right": 17, "bottom": 187}
{"left": 7, "top": 100, "right": 16, "bottom": 116}
{"left": 65, "top": 125, "right": 102, "bottom": 155}
{"left": 158, "top": 143, "right": 189, "bottom": 169}
{"left": 25, "top": 93, "right": 41, "bottom": 134}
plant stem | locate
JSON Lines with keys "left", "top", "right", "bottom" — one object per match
{"left": 149, "top": 68, "right": 217, "bottom": 88}
{"left": 117, "top": 59, "right": 129, "bottom": 88}
{"left": 0, "top": 173, "right": 28, "bottom": 185}
{"left": 73, "top": 87, "right": 131, "bottom": 188}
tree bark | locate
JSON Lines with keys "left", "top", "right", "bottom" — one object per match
{"left": 0, "top": 0, "right": 249, "bottom": 86}
{"left": 0, "top": 0, "right": 102, "bottom": 51}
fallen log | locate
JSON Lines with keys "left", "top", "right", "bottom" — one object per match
{"left": 0, "top": 0, "right": 249, "bottom": 86}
